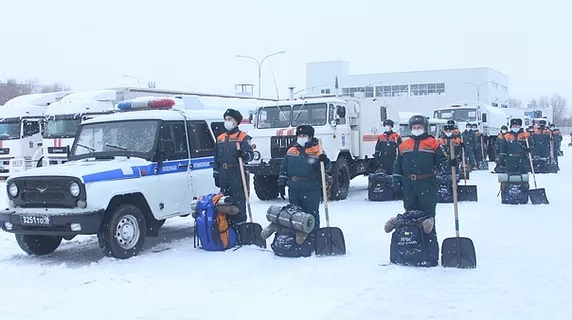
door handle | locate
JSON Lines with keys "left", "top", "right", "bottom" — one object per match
{"left": 178, "top": 163, "right": 187, "bottom": 169}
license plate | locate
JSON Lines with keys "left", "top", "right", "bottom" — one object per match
{"left": 21, "top": 215, "right": 52, "bottom": 226}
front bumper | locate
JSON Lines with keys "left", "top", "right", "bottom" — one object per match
{"left": 246, "top": 159, "right": 283, "bottom": 176}
{"left": 0, "top": 208, "right": 105, "bottom": 236}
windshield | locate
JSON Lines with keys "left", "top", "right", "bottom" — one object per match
{"left": 44, "top": 118, "right": 81, "bottom": 138}
{"left": 70, "top": 120, "right": 159, "bottom": 160}
{"left": 256, "top": 103, "right": 328, "bottom": 129}
{"left": 399, "top": 124, "right": 442, "bottom": 137}
{"left": 434, "top": 108, "right": 476, "bottom": 123}
{"left": 0, "top": 120, "right": 21, "bottom": 140}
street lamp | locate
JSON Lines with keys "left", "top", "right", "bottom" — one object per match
{"left": 461, "top": 80, "right": 494, "bottom": 103}
{"left": 236, "top": 51, "right": 286, "bottom": 97}
{"left": 122, "top": 75, "right": 141, "bottom": 87}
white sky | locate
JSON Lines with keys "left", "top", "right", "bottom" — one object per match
{"left": 1, "top": 0, "right": 570, "bottom": 104}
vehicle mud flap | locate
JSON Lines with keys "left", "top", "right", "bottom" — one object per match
{"left": 314, "top": 226, "right": 346, "bottom": 256}
{"left": 441, "top": 236, "right": 477, "bottom": 268}
{"left": 528, "top": 188, "right": 549, "bottom": 205}
{"left": 238, "top": 223, "right": 267, "bottom": 248}
{"left": 457, "top": 185, "right": 478, "bottom": 202}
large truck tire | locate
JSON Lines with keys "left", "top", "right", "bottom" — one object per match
{"left": 254, "top": 174, "right": 279, "bottom": 201}
{"left": 329, "top": 158, "right": 350, "bottom": 201}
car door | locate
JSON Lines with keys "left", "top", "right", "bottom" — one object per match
{"left": 187, "top": 120, "right": 217, "bottom": 199}
{"left": 154, "top": 120, "right": 190, "bottom": 217}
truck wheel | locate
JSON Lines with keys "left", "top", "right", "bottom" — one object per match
{"left": 16, "top": 234, "right": 62, "bottom": 255}
{"left": 329, "top": 158, "right": 350, "bottom": 201}
{"left": 254, "top": 175, "right": 279, "bottom": 200}
{"left": 98, "top": 204, "right": 147, "bottom": 259}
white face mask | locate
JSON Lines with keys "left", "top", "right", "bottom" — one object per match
{"left": 445, "top": 132, "right": 453, "bottom": 137}
{"left": 297, "top": 137, "right": 309, "bottom": 146}
{"left": 411, "top": 129, "right": 424, "bottom": 137}
{"left": 501, "top": 130, "right": 507, "bottom": 134}
{"left": 385, "top": 126, "right": 392, "bottom": 132}
{"left": 511, "top": 127, "right": 520, "bottom": 133}
{"left": 224, "top": 120, "right": 235, "bottom": 131}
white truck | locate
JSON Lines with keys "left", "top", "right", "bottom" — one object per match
{"left": 0, "top": 92, "right": 71, "bottom": 178}
{"left": 246, "top": 93, "right": 396, "bottom": 201}
{"left": 42, "top": 90, "right": 117, "bottom": 166}
{"left": 398, "top": 115, "right": 448, "bottom": 140}
{"left": 1, "top": 97, "right": 224, "bottom": 259}
{"left": 433, "top": 100, "right": 507, "bottom": 161}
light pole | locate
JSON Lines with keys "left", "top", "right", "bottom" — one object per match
{"left": 461, "top": 80, "right": 494, "bottom": 103}
{"left": 236, "top": 51, "right": 286, "bottom": 97}
{"left": 122, "top": 75, "right": 141, "bottom": 87}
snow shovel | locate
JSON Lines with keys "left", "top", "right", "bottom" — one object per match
{"left": 315, "top": 141, "right": 346, "bottom": 256}
{"left": 457, "top": 140, "right": 478, "bottom": 202}
{"left": 525, "top": 139, "right": 549, "bottom": 205}
{"left": 477, "top": 135, "right": 488, "bottom": 170}
{"left": 236, "top": 142, "right": 266, "bottom": 248}
{"left": 441, "top": 139, "right": 477, "bottom": 268}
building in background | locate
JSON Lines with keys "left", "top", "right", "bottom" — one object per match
{"left": 305, "top": 61, "right": 510, "bottom": 116}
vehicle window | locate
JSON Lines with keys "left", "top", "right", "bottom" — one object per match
{"left": 0, "top": 120, "right": 21, "bottom": 140}
{"left": 23, "top": 121, "right": 40, "bottom": 137}
{"left": 188, "top": 121, "right": 215, "bottom": 158}
{"left": 380, "top": 107, "right": 387, "bottom": 123}
{"left": 257, "top": 106, "right": 291, "bottom": 129}
{"left": 210, "top": 121, "right": 225, "bottom": 138}
{"left": 44, "top": 118, "right": 81, "bottom": 138}
{"left": 336, "top": 105, "right": 347, "bottom": 125}
{"left": 158, "top": 121, "right": 189, "bottom": 161}
{"left": 292, "top": 103, "right": 327, "bottom": 126}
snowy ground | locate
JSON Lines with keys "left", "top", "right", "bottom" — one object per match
{"left": 1, "top": 156, "right": 571, "bottom": 320}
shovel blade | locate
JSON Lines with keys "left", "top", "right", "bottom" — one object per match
{"left": 441, "top": 237, "right": 477, "bottom": 268}
{"left": 315, "top": 227, "right": 346, "bottom": 256}
{"left": 478, "top": 161, "right": 489, "bottom": 170}
{"left": 238, "top": 222, "right": 267, "bottom": 248}
{"left": 457, "top": 185, "right": 478, "bottom": 202}
{"left": 528, "top": 188, "right": 549, "bottom": 205}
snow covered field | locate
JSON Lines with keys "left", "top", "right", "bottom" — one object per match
{"left": 1, "top": 156, "right": 571, "bottom": 320}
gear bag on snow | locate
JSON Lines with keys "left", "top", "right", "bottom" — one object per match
{"left": 368, "top": 171, "right": 399, "bottom": 201}
{"left": 270, "top": 204, "right": 315, "bottom": 258}
{"left": 194, "top": 193, "right": 238, "bottom": 251}
{"left": 390, "top": 210, "right": 439, "bottom": 267}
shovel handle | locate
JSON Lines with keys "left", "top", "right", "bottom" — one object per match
{"left": 236, "top": 142, "right": 254, "bottom": 223}
{"left": 460, "top": 136, "right": 468, "bottom": 186}
{"left": 450, "top": 139, "right": 460, "bottom": 238}
{"left": 318, "top": 139, "right": 331, "bottom": 228}
{"left": 525, "top": 138, "right": 538, "bottom": 189}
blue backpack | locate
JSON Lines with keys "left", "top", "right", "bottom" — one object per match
{"left": 194, "top": 193, "right": 238, "bottom": 251}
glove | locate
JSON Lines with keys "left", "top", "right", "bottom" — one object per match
{"left": 392, "top": 175, "right": 402, "bottom": 190}
{"left": 213, "top": 173, "right": 220, "bottom": 188}
{"left": 524, "top": 147, "right": 531, "bottom": 154}
{"left": 236, "top": 149, "right": 243, "bottom": 158}
{"left": 278, "top": 179, "right": 286, "bottom": 199}
{"left": 450, "top": 158, "right": 458, "bottom": 167}
{"left": 318, "top": 154, "right": 328, "bottom": 162}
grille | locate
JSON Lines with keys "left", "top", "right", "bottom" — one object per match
{"left": 11, "top": 176, "right": 84, "bottom": 208}
{"left": 270, "top": 136, "right": 296, "bottom": 159}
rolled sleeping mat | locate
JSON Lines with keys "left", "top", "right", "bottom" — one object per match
{"left": 498, "top": 173, "right": 529, "bottom": 183}
{"left": 190, "top": 196, "right": 238, "bottom": 216}
{"left": 266, "top": 205, "right": 315, "bottom": 234}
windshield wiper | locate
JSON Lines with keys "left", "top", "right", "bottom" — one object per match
{"left": 292, "top": 101, "right": 308, "bottom": 123}
{"left": 105, "top": 144, "right": 128, "bottom": 151}
{"left": 76, "top": 143, "right": 95, "bottom": 153}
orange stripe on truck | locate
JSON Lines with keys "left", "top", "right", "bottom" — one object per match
{"left": 362, "top": 134, "right": 378, "bottom": 142}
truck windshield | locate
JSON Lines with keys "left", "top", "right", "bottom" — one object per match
{"left": 70, "top": 120, "right": 159, "bottom": 160}
{"left": 434, "top": 108, "right": 477, "bottom": 123}
{"left": 43, "top": 117, "right": 81, "bottom": 138}
{"left": 256, "top": 103, "right": 328, "bottom": 128}
{"left": 0, "top": 119, "right": 20, "bottom": 140}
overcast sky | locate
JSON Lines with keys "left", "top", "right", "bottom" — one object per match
{"left": 1, "top": 0, "right": 570, "bottom": 105}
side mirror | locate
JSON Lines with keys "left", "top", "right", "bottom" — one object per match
{"left": 482, "top": 113, "right": 488, "bottom": 123}
{"left": 337, "top": 106, "right": 346, "bottom": 118}
{"left": 156, "top": 150, "right": 166, "bottom": 166}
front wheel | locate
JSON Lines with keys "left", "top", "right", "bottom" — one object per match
{"left": 98, "top": 204, "right": 147, "bottom": 259}
{"left": 329, "top": 158, "right": 350, "bottom": 201}
{"left": 16, "top": 234, "right": 62, "bottom": 255}
{"left": 254, "top": 175, "right": 279, "bottom": 200}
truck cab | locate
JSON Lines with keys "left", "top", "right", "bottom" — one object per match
{"left": 247, "top": 95, "right": 389, "bottom": 201}
{"left": 1, "top": 97, "right": 223, "bottom": 259}
{"left": 0, "top": 92, "right": 71, "bottom": 177}
{"left": 399, "top": 117, "right": 448, "bottom": 140}
{"left": 42, "top": 90, "right": 118, "bottom": 166}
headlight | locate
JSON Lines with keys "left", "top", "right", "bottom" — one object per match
{"left": 8, "top": 183, "right": 18, "bottom": 197}
{"left": 11, "top": 160, "right": 23, "bottom": 167}
{"left": 253, "top": 151, "right": 261, "bottom": 161}
{"left": 69, "top": 182, "right": 81, "bottom": 197}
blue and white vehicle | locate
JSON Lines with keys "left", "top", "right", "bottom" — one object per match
{"left": 0, "top": 98, "right": 223, "bottom": 259}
